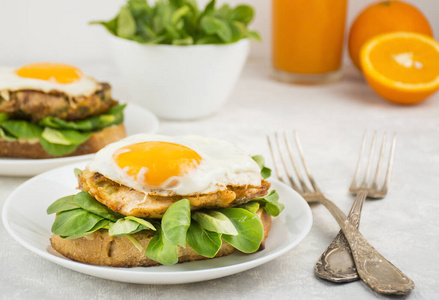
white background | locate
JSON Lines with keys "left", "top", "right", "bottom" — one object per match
{"left": 0, "top": 0, "right": 438, "bottom": 66}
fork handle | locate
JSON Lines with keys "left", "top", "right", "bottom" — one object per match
{"left": 318, "top": 196, "right": 414, "bottom": 295}
{"left": 315, "top": 191, "right": 367, "bottom": 283}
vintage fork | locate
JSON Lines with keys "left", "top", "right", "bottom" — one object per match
{"left": 267, "top": 132, "right": 414, "bottom": 295}
{"left": 315, "top": 132, "right": 396, "bottom": 283}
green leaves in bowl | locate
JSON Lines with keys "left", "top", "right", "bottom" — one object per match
{"left": 91, "top": 0, "right": 261, "bottom": 45}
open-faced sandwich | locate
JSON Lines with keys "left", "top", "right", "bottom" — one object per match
{"left": 47, "top": 134, "right": 284, "bottom": 267}
{"left": 0, "top": 62, "right": 126, "bottom": 159}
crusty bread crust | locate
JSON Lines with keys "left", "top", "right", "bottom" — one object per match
{"left": 50, "top": 209, "right": 272, "bottom": 268}
{"left": 0, "top": 123, "right": 126, "bottom": 159}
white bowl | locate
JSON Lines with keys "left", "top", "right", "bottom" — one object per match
{"left": 107, "top": 36, "right": 250, "bottom": 120}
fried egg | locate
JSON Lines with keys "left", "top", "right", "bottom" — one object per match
{"left": 0, "top": 62, "right": 100, "bottom": 97}
{"left": 87, "top": 134, "right": 263, "bottom": 196}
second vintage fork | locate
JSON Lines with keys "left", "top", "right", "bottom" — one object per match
{"left": 315, "top": 132, "right": 396, "bottom": 283}
{"left": 267, "top": 132, "right": 414, "bottom": 295}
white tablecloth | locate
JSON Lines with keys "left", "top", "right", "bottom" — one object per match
{"left": 1, "top": 60, "right": 438, "bottom": 299}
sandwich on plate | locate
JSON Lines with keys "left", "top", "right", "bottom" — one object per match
{"left": 47, "top": 134, "right": 284, "bottom": 267}
{"left": 0, "top": 62, "right": 126, "bottom": 159}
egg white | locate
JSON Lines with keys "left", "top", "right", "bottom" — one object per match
{"left": 86, "top": 134, "right": 263, "bottom": 196}
{"left": 0, "top": 67, "right": 100, "bottom": 97}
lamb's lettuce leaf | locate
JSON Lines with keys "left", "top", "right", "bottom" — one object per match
{"left": 125, "top": 216, "right": 156, "bottom": 231}
{"left": 38, "top": 138, "right": 80, "bottom": 156}
{"left": 64, "top": 219, "right": 111, "bottom": 239}
{"left": 51, "top": 209, "right": 104, "bottom": 237}
{"left": 192, "top": 210, "right": 238, "bottom": 235}
{"left": 38, "top": 104, "right": 126, "bottom": 131}
{"left": 252, "top": 155, "right": 272, "bottom": 179}
{"left": 46, "top": 195, "right": 80, "bottom": 214}
{"left": 145, "top": 225, "right": 179, "bottom": 265}
{"left": 109, "top": 218, "right": 142, "bottom": 236}
{"left": 161, "top": 199, "right": 191, "bottom": 247}
{"left": 253, "top": 190, "right": 284, "bottom": 217}
{"left": 41, "top": 127, "right": 91, "bottom": 145}
{"left": 1, "top": 120, "right": 42, "bottom": 138}
{"left": 74, "top": 191, "right": 122, "bottom": 222}
{"left": 0, "top": 113, "right": 9, "bottom": 122}
{"left": 0, "top": 127, "right": 17, "bottom": 141}
{"left": 186, "top": 221, "right": 222, "bottom": 258}
{"left": 239, "top": 201, "right": 260, "bottom": 213}
{"left": 220, "top": 208, "right": 264, "bottom": 253}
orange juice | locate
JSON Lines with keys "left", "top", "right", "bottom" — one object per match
{"left": 272, "top": 0, "right": 348, "bottom": 83}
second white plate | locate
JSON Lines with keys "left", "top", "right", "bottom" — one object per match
{"left": 2, "top": 162, "right": 313, "bottom": 284}
{"left": 0, "top": 103, "right": 159, "bottom": 177}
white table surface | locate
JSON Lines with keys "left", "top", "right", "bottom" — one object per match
{"left": 1, "top": 59, "right": 438, "bottom": 299}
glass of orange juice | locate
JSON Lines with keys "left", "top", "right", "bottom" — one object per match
{"left": 272, "top": 0, "right": 348, "bottom": 84}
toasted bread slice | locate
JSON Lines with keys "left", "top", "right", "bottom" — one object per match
{"left": 0, "top": 123, "right": 126, "bottom": 159}
{"left": 50, "top": 209, "right": 272, "bottom": 268}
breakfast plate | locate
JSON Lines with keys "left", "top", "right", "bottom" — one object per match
{"left": 0, "top": 103, "right": 159, "bottom": 177}
{"left": 2, "top": 162, "right": 313, "bottom": 284}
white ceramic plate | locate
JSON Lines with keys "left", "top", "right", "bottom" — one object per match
{"left": 0, "top": 103, "right": 159, "bottom": 177}
{"left": 2, "top": 162, "right": 313, "bottom": 284}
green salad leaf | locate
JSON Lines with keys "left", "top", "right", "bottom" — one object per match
{"left": 65, "top": 220, "right": 111, "bottom": 239}
{"left": 220, "top": 208, "right": 264, "bottom": 253}
{"left": 0, "top": 127, "right": 17, "bottom": 141}
{"left": 252, "top": 155, "right": 272, "bottom": 179}
{"left": 186, "top": 221, "right": 222, "bottom": 258}
{"left": 230, "top": 5, "right": 254, "bottom": 25}
{"left": 91, "top": 0, "right": 260, "bottom": 45}
{"left": 41, "top": 127, "right": 91, "bottom": 146}
{"left": 74, "top": 191, "right": 123, "bottom": 222}
{"left": 0, "top": 113, "right": 8, "bottom": 122}
{"left": 1, "top": 120, "right": 42, "bottom": 139}
{"left": 51, "top": 209, "right": 104, "bottom": 237}
{"left": 39, "top": 104, "right": 126, "bottom": 131}
{"left": 38, "top": 138, "right": 80, "bottom": 156}
{"left": 125, "top": 216, "right": 156, "bottom": 231}
{"left": 46, "top": 195, "right": 80, "bottom": 214}
{"left": 253, "top": 190, "right": 284, "bottom": 217}
{"left": 239, "top": 201, "right": 260, "bottom": 213}
{"left": 161, "top": 199, "right": 191, "bottom": 247}
{"left": 145, "top": 225, "right": 179, "bottom": 265}
{"left": 109, "top": 218, "right": 142, "bottom": 236}
{"left": 117, "top": 6, "right": 137, "bottom": 38}
{"left": 74, "top": 168, "right": 82, "bottom": 178}
{"left": 192, "top": 210, "right": 238, "bottom": 235}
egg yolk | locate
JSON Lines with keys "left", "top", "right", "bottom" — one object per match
{"left": 113, "top": 141, "right": 202, "bottom": 188}
{"left": 15, "top": 62, "right": 83, "bottom": 84}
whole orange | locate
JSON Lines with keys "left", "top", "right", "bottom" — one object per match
{"left": 348, "top": 1, "right": 433, "bottom": 70}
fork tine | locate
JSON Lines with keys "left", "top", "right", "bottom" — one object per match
{"left": 350, "top": 132, "right": 367, "bottom": 191}
{"left": 267, "top": 135, "right": 287, "bottom": 184}
{"left": 382, "top": 134, "right": 397, "bottom": 195}
{"left": 371, "top": 133, "right": 387, "bottom": 190}
{"left": 282, "top": 132, "right": 308, "bottom": 193}
{"left": 361, "top": 131, "right": 377, "bottom": 189}
{"left": 293, "top": 131, "right": 320, "bottom": 193}
{"left": 274, "top": 132, "right": 302, "bottom": 191}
